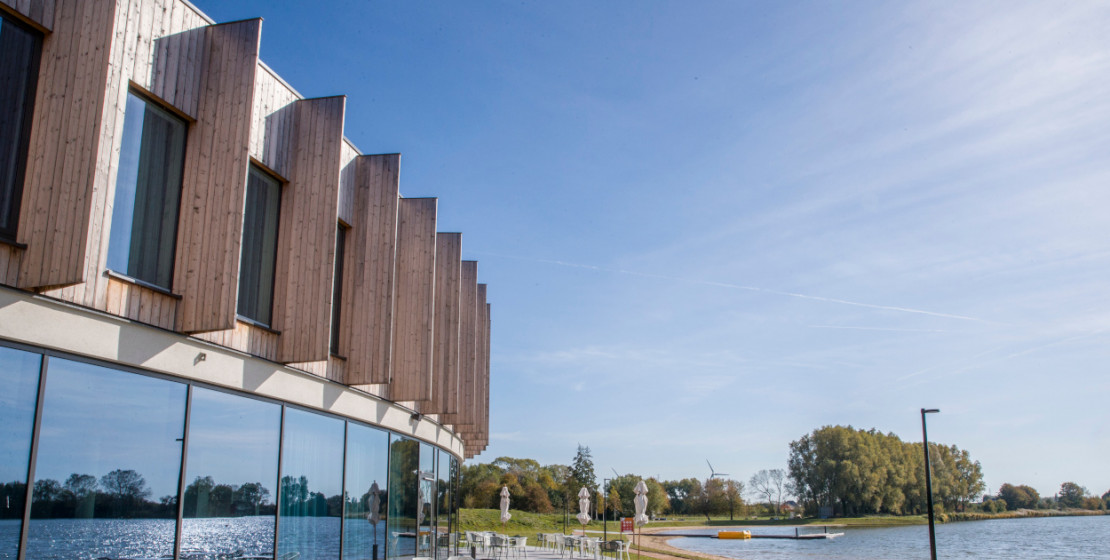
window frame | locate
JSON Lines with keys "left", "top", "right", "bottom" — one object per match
{"left": 0, "top": 12, "right": 43, "bottom": 242}
{"left": 105, "top": 88, "right": 190, "bottom": 290}
{"left": 236, "top": 163, "right": 284, "bottom": 328}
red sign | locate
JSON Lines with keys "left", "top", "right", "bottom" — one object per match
{"left": 620, "top": 518, "right": 633, "bottom": 533}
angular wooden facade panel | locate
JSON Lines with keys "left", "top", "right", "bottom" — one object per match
{"left": 0, "top": 245, "right": 22, "bottom": 286}
{"left": 0, "top": 0, "right": 56, "bottom": 30}
{"left": 451, "top": 261, "right": 478, "bottom": 430}
{"left": 272, "top": 95, "right": 345, "bottom": 364}
{"left": 336, "top": 141, "right": 359, "bottom": 225}
{"left": 17, "top": 0, "right": 118, "bottom": 288}
{"left": 341, "top": 154, "right": 400, "bottom": 385}
{"left": 476, "top": 286, "right": 490, "bottom": 446}
{"left": 37, "top": 0, "right": 209, "bottom": 308}
{"left": 389, "top": 197, "right": 437, "bottom": 402}
{"left": 174, "top": 19, "right": 261, "bottom": 333}
{"left": 249, "top": 67, "right": 298, "bottom": 178}
{"left": 423, "top": 232, "right": 461, "bottom": 414}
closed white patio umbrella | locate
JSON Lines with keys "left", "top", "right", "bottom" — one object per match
{"left": 576, "top": 486, "right": 592, "bottom": 527}
{"left": 500, "top": 485, "right": 512, "bottom": 524}
{"left": 633, "top": 480, "right": 649, "bottom": 527}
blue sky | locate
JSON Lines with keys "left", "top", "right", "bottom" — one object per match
{"left": 192, "top": 0, "right": 1110, "bottom": 498}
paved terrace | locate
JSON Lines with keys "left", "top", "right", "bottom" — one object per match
{"left": 460, "top": 528, "right": 732, "bottom": 560}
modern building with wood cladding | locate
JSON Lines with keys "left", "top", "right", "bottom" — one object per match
{"left": 0, "top": 1, "right": 492, "bottom": 559}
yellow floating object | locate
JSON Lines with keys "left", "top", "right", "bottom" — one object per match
{"left": 718, "top": 531, "right": 752, "bottom": 540}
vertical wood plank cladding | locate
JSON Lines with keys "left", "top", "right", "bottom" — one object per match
{"left": 388, "top": 197, "right": 437, "bottom": 402}
{"left": 174, "top": 19, "right": 261, "bottom": 333}
{"left": 16, "top": 0, "right": 118, "bottom": 288}
{"left": 452, "top": 261, "right": 478, "bottom": 429}
{"left": 0, "top": 245, "right": 21, "bottom": 286}
{"left": 193, "top": 321, "right": 278, "bottom": 362}
{"left": 272, "top": 96, "right": 345, "bottom": 363}
{"left": 336, "top": 142, "right": 358, "bottom": 225}
{"left": 424, "top": 233, "right": 460, "bottom": 414}
{"left": 1, "top": 0, "right": 55, "bottom": 29}
{"left": 249, "top": 68, "right": 298, "bottom": 178}
{"left": 481, "top": 298, "right": 491, "bottom": 446}
{"left": 341, "top": 154, "right": 400, "bottom": 385}
{"left": 474, "top": 286, "right": 489, "bottom": 445}
{"left": 103, "top": 277, "right": 176, "bottom": 330}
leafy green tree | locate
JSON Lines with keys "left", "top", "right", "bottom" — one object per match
{"left": 645, "top": 478, "right": 670, "bottom": 517}
{"left": 998, "top": 483, "right": 1039, "bottom": 510}
{"left": 723, "top": 479, "right": 744, "bottom": 520}
{"left": 569, "top": 445, "right": 597, "bottom": 494}
{"left": 661, "top": 478, "right": 701, "bottom": 516}
{"left": 787, "top": 425, "right": 984, "bottom": 517}
{"left": 1058, "top": 482, "right": 1087, "bottom": 509}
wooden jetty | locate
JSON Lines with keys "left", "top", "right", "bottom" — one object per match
{"left": 664, "top": 528, "right": 845, "bottom": 540}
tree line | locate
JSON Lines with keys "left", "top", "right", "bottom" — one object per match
{"left": 982, "top": 482, "right": 1110, "bottom": 513}
{"left": 459, "top": 445, "right": 751, "bottom": 520}
{"left": 458, "top": 434, "right": 1107, "bottom": 520}
{"left": 787, "top": 425, "right": 984, "bottom": 516}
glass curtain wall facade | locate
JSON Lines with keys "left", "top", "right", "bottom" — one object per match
{"left": 0, "top": 342, "right": 460, "bottom": 560}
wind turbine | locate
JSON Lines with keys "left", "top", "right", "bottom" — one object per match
{"left": 706, "top": 460, "right": 732, "bottom": 521}
{"left": 706, "top": 460, "right": 729, "bottom": 479}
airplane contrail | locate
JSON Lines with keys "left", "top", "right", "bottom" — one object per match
{"left": 473, "top": 251, "right": 991, "bottom": 323}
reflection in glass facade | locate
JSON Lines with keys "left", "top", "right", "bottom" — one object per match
{"left": 182, "top": 387, "right": 281, "bottom": 557}
{"left": 387, "top": 438, "right": 419, "bottom": 560}
{"left": 417, "top": 444, "right": 435, "bottom": 559}
{"left": 278, "top": 408, "right": 345, "bottom": 560}
{"left": 27, "top": 358, "right": 187, "bottom": 560}
{"left": 343, "top": 424, "right": 389, "bottom": 560}
{"left": 0, "top": 347, "right": 41, "bottom": 559}
{"left": 106, "top": 91, "right": 188, "bottom": 289}
{"left": 435, "top": 450, "right": 450, "bottom": 559}
{"left": 0, "top": 344, "right": 461, "bottom": 560}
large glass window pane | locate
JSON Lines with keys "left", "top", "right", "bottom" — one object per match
{"left": 386, "top": 438, "right": 418, "bottom": 560}
{"left": 238, "top": 166, "right": 282, "bottom": 325}
{"left": 449, "top": 458, "right": 458, "bottom": 558}
{"left": 0, "top": 347, "right": 42, "bottom": 559}
{"left": 342, "top": 423, "right": 388, "bottom": 560}
{"left": 0, "top": 16, "right": 41, "bottom": 239}
{"left": 277, "top": 408, "right": 344, "bottom": 560}
{"left": 181, "top": 387, "right": 281, "bottom": 558}
{"left": 107, "top": 91, "right": 187, "bottom": 288}
{"left": 435, "top": 451, "right": 449, "bottom": 560}
{"left": 26, "top": 358, "right": 186, "bottom": 560}
{"left": 417, "top": 444, "right": 435, "bottom": 559}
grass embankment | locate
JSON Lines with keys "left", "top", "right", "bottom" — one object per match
{"left": 458, "top": 507, "right": 1110, "bottom": 535}
{"left": 457, "top": 508, "right": 923, "bottom": 533}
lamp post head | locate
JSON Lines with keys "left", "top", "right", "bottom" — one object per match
{"left": 922, "top": 408, "right": 940, "bottom": 414}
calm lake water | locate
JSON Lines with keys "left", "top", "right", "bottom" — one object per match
{"left": 665, "top": 515, "right": 1110, "bottom": 559}
{"left": 0, "top": 516, "right": 389, "bottom": 560}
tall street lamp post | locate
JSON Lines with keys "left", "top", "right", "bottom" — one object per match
{"left": 921, "top": 408, "right": 940, "bottom": 560}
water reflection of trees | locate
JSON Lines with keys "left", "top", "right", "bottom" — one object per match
{"left": 0, "top": 481, "right": 26, "bottom": 519}
{"left": 29, "top": 470, "right": 176, "bottom": 519}
{"left": 183, "top": 476, "right": 275, "bottom": 518}
{"left": 279, "top": 475, "right": 342, "bottom": 517}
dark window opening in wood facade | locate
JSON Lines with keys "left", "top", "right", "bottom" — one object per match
{"left": 237, "top": 165, "right": 282, "bottom": 326}
{"left": 0, "top": 15, "right": 41, "bottom": 241}
{"left": 330, "top": 223, "right": 347, "bottom": 355}
{"left": 106, "top": 91, "right": 187, "bottom": 289}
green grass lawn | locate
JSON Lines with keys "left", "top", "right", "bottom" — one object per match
{"left": 457, "top": 509, "right": 931, "bottom": 533}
